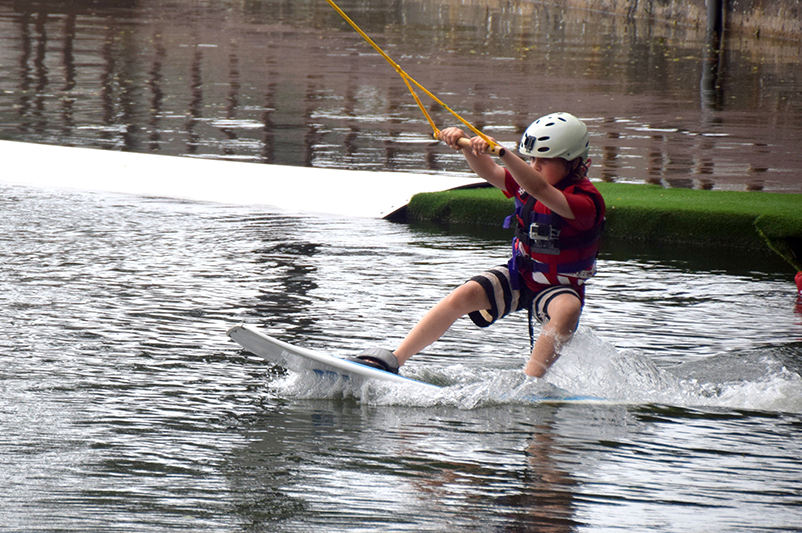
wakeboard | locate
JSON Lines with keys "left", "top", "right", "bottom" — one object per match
{"left": 227, "top": 324, "right": 610, "bottom": 403}
{"left": 227, "top": 324, "right": 441, "bottom": 390}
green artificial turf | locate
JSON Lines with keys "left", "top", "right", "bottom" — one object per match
{"left": 403, "top": 182, "right": 802, "bottom": 271}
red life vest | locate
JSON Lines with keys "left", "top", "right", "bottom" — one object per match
{"left": 505, "top": 174, "right": 605, "bottom": 291}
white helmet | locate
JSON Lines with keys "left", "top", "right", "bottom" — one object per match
{"left": 519, "top": 112, "right": 589, "bottom": 163}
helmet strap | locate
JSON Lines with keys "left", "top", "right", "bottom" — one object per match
{"left": 577, "top": 158, "right": 591, "bottom": 178}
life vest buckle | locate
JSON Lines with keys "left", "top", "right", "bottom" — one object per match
{"left": 528, "top": 222, "right": 561, "bottom": 255}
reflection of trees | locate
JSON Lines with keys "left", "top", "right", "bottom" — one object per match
{"left": 186, "top": 46, "right": 203, "bottom": 155}
{"left": 2, "top": 0, "right": 799, "bottom": 192}
{"left": 146, "top": 31, "right": 165, "bottom": 151}
{"left": 220, "top": 39, "right": 240, "bottom": 157}
{"left": 261, "top": 73, "right": 277, "bottom": 164}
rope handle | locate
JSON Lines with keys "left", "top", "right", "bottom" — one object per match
{"left": 323, "top": 0, "right": 502, "bottom": 153}
{"left": 452, "top": 136, "right": 504, "bottom": 155}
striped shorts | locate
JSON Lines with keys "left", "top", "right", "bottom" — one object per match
{"left": 467, "top": 265, "right": 582, "bottom": 328}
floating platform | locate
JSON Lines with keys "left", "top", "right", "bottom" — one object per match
{"left": 0, "top": 140, "right": 481, "bottom": 219}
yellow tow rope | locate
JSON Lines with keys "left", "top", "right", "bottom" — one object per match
{"left": 323, "top": 0, "right": 500, "bottom": 152}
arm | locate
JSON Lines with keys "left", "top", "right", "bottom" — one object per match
{"left": 440, "top": 128, "right": 576, "bottom": 219}
{"left": 439, "top": 128, "right": 507, "bottom": 190}
{"left": 498, "top": 149, "right": 576, "bottom": 220}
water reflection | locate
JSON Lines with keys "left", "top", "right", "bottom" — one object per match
{"left": 229, "top": 402, "right": 590, "bottom": 531}
{"left": 232, "top": 215, "right": 323, "bottom": 338}
{"left": 1, "top": 0, "right": 800, "bottom": 193}
{"left": 513, "top": 418, "right": 581, "bottom": 532}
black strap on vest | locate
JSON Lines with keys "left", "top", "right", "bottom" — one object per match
{"left": 514, "top": 189, "right": 605, "bottom": 255}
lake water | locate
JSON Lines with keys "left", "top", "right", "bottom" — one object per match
{"left": 2, "top": 185, "right": 801, "bottom": 532}
{"left": 1, "top": 0, "right": 802, "bottom": 531}
{"left": 1, "top": 0, "right": 801, "bottom": 192}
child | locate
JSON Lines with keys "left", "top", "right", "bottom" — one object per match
{"left": 352, "top": 112, "right": 606, "bottom": 378}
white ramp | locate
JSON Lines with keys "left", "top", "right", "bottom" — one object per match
{"left": 0, "top": 140, "right": 481, "bottom": 218}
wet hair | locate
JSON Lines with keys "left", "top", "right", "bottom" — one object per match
{"left": 563, "top": 157, "right": 590, "bottom": 182}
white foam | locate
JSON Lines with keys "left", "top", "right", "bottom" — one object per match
{"left": 549, "top": 329, "right": 802, "bottom": 412}
{"left": 271, "top": 328, "right": 802, "bottom": 413}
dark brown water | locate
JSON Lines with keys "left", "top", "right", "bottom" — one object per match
{"left": 1, "top": 0, "right": 801, "bottom": 193}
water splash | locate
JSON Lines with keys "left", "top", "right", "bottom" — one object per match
{"left": 535, "top": 328, "right": 802, "bottom": 412}
{"left": 271, "top": 328, "right": 802, "bottom": 414}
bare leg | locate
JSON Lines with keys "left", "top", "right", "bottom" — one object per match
{"left": 394, "top": 281, "right": 491, "bottom": 366}
{"left": 523, "top": 292, "right": 582, "bottom": 377}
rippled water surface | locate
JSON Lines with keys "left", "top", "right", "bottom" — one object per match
{"left": 2, "top": 184, "right": 801, "bottom": 532}
{"left": 1, "top": 0, "right": 801, "bottom": 192}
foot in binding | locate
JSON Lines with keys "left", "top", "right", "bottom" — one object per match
{"left": 347, "top": 348, "right": 399, "bottom": 374}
